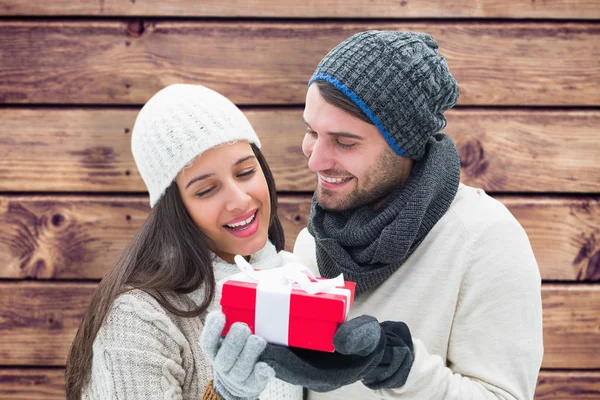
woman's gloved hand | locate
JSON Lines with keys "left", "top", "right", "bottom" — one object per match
{"left": 200, "top": 311, "right": 275, "bottom": 400}
{"left": 260, "top": 315, "right": 414, "bottom": 392}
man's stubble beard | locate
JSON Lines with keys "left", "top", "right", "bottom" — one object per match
{"left": 316, "top": 147, "right": 409, "bottom": 211}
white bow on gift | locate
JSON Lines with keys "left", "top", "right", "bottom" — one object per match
{"left": 233, "top": 255, "right": 345, "bottom": 295}
{"left": 218, "top": 255, "right": 348, "bottom": 346}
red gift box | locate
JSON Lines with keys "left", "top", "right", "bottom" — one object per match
{"left": 220, "top": 277, "right": 356, "bottom": 352}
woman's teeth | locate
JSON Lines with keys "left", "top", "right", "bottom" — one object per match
{"left": 225, "top": 213, "right": 256, "bottom": 229}
{"left": 320, "top": 175, "right": 352, "bottom": 184}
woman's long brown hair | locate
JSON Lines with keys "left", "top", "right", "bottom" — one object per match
{"left": 65, "top": 144, "right": 284, "bottom": 399}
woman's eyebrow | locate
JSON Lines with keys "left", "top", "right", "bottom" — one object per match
{"left": 185, "top": 155, "right": 256, "bottom": 189}
{"left": 235, "top": 155, "right": 256, "bottom": 166}
{"left": 185, "top": 173, "right": 213, "bottom": 189}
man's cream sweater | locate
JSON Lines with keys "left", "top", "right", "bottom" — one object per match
{"left": 294, "top": 184, "right": 544, "bottom": 400}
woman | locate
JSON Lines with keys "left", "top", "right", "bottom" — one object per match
{"left": 64, "top": 84, "right": 303, "bottom": 400}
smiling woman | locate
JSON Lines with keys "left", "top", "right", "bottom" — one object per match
{"left": 177, "top": 142, "right": 272, "bottom": 263}
{"left": 64, "top": 84, "right": 302, "bottom": 400}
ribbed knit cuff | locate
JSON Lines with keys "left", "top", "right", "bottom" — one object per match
{"left": 201, "top": 380, "right": 223, "bottom": 400}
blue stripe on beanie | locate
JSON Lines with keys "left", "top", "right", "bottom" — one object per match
{"left": 308, "top": 73, "right": 408, "bottom": 158}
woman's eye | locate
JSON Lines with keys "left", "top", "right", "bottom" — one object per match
{"left": 195, "top": 187, "right": 214, "bottom": 197}
{"left": 238, "top": 168, "right": 256, "bottom": 178}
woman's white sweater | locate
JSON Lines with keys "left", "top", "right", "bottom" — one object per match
{"left": 82, "top": 242, "right": 303, "bottom": 400}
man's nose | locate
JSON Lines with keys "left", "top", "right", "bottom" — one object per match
{"left": 305, "top": 137, "right": 335, "bottom": 172}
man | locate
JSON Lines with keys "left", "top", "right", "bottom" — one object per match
{"left": 263, "top": 31, "right": 544, "bottom": 399}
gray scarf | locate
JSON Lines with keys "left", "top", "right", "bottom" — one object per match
{"left": 308, "top": 134, "right": 461, "bottom": 295}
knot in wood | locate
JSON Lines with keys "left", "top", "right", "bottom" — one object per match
{"left": 51, "top": 214, "right": 65, "bottom": 228}
{"left": 126, "top": 19, "right": 145, "bottom": 38}
{"left": 459, "top": 139, "right": 484, "bottom": 168}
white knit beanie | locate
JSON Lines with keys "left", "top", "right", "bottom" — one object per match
{"left": 131, "top": 84, "right": 261, "bottom": 207}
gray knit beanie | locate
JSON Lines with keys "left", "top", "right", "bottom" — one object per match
{"left": 131, "top": 84, "right": 261, "bottom": 207}
{"left": 309, "top": 31, "right": 459, "bottom": 160}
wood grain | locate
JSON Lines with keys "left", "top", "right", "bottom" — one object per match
{"left": 1, "top": 0, "right": 598, "bottom": 19}
{"left": 0, "top": 282, "right": 597, "bottom": 368}
{"left": 1, "top": 108, "right": 598, "bottom": 193}
{"left": 503, "top": 197, "right": 600, "bottom": 282}
{"left": 542, "top": 285, "right": 600, "bottom": 369}
{"left": 0, "top": 195, "right": 150, "bottom": 279}
{"left": 0, "top": 108, "right": 309, "bottom": 192}
{"left": 0, "top": 194, "right": 312, "bottom": 279}
{"left": 0, "top": 369, "right": 65, "bottom": 400}
{"left": 0, "top": 282, "right": 94, "bottom": 366}
{"left": 1, "top": 369, "right": 598, "bottom": 399}
{"left": 535, "top": 371, "right": 600, "bottom": 400}
{"left": 0, "top": 195, "right": 598, "bottom": 281}
{"left": 0, "top": 22, "right": 597, "bottom": 106}
{"left": 446, "top": 110, "right": 600, "bottom": 193}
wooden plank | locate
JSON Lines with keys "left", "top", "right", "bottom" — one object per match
{"left": 446, "top": 110, "right": 600, "bottom": 193}
{"left": 1, "top": 108, "right": 599, "bottom": 193}
{"left": 1, "top": 0, "right": 598, "bottom": 19}
{"left": 1, "top": 369, "right": 599, "bottom": 400}
{"left": 541, "top": 285, "right": 600, "bottom": 369}
{"left": 0, "top": 283, "right": 94, "bottom": 366}
{"left": 0, "top": 282, "right": 597, "bottom": 368}
{"left": 0, "top": 195, "right": 599, "bottom": 281}
{"left": 0, "top": 369, "right": 65, "bottom": 400}
{"left": 535, "top": 371, "right": 600, "bottom": 400}
{"left": 0, "top": 196, "right": 150, "bottom": 279}
{"left": 0, "top": 22, "right": 597, "bottom": 106}
{"left": 0, "top": 194, "right": 310, "bottom": 279}
{"left": 503, "top": 197, "right": 600, "bottom": 282}
{"left": 0, "top": 108, "right": 310, "bottom": 192}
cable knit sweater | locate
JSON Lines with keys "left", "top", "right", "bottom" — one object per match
{"left": 82, "top": 242, "right": 303, "bottom": 400}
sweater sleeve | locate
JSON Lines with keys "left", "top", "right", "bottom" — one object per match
{"left": 84, "top": 291, "right": 191, "bottom": 400}
{"left": 377, "top": 217, "right": 544, "bottom": 400}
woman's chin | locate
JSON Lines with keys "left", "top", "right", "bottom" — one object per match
{"left": 235, "top": 235, "right": 269, "bottom": 258}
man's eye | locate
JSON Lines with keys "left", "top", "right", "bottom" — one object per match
{"left": 305, "top": 128, "right": 317, "bottom": 136}
{"left": 336, "top": 140, "right": 355, "bottom": 149}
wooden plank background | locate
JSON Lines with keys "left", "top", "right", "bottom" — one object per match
{"left": 0, "top": 22, "right": 598, "bottom": 106}
{"left": 0, "top": 1, "right": 599, "bottom": 398}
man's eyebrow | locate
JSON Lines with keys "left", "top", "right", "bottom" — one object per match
{"left": 185, "top": 155, "right": 256, "bottom": 189}
{"left": 302, "top": 116, "right": 363, "bottom": 140}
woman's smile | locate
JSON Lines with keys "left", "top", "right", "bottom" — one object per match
{"left": 223, "top": 209, "right": 260, "bottom": 238}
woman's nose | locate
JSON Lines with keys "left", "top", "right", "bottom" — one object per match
{"left": 225, "top": 182, "right": 251, "bottom": 212}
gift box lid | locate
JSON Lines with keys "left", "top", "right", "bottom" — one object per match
{"left": 221, "top": 279, "right": 356, "bottom": 323}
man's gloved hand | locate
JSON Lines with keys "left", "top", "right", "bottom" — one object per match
{"left": 260, "top": 315, "right": 414, "bottom": 392}
{"left": 362, "top": 320, "right": 414, "bottom": 390}
{"left": 200, "top": 311, "right": 275, "bottom": 400}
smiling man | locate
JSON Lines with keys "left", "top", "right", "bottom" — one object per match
{"left": 301, "top": 84, "right": 413, "bottom": 211}
{"left": 263, "top": 31, "right": 544, "bottom": 400}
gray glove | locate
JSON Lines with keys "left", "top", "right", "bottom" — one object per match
{"left": 200, "top": 311, "right": 275, "bottom": 400}
{"left": 260, "top": 315, "right": 414, "bottom": 392}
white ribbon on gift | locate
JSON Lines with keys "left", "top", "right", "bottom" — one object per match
{"left": 219, "top": 255, "right": 350, "bottom": 346}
